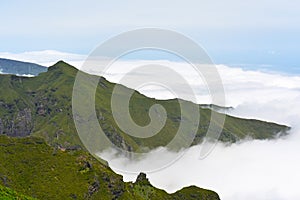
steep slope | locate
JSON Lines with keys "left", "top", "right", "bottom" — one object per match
{"left": 0, "top": 58, "right": 47, "bottom": 76}
{"left": 0, "top": 135, "right": 220, "bottom": 200}
{"left": 0, "top": 61, "right": 290, "bottom": 152}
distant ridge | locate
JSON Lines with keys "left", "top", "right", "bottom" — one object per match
{"left": 0, "top": 58, "right": 47, "bottom": 76}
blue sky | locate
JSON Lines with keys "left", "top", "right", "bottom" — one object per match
{"left": 0, "top": 0, "right": 299, "bottom": 73}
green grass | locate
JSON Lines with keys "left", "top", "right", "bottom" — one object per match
{"left": 0, "top": 61, "right": 290, "bottom": 152}
{"left": 0, "top": 184, "right": 36, "bottom": 200}
{"left": 0, "top": 135, "right": 220, "bottom": 200}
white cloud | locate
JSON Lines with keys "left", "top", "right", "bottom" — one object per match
{"left": 100, "top": 135, "right": 300, "bottom": 200}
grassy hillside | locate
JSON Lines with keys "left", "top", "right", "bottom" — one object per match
{"left": 0, "top": 61, "right": 290, "bottom": 153}
{"left": 0, "top": 184, "right": 36, "bottom": 200}
{"left": 0, "top": 135, "right": 220, "bottom": 200}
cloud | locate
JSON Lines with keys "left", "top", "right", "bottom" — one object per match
{"left": 100, "top": 136, "right": 300, "bottom": 200}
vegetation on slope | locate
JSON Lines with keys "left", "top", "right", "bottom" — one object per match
{"left": 0, "top": 135, "right": 220, "bottom": 200}
{"left": 0, "top": 61, "right": 290, "bottom": 153}
{"left": 0, "top": 184, "right": 36, "bottom": 200}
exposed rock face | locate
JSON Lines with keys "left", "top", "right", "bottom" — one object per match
{"left": 135, "top": 172, "right": 150, "bottom": 185}
{"left": 99, "top": 119, "right": 133, "bottom": 155}
{"left": 88, "top": 177, "right": 100, "bottom": 197}
{"left": 0, "top": 118, "right": 3, "bottom": 135}
{"left": 0, "top": 108, "right": 33, "bottom": 137}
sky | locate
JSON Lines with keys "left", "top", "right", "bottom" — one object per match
{"left": 0, "top": 0, "right": 300, "bottom": 73}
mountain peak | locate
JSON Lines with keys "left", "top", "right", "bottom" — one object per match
{"left": 50, "top": 60, "right": 76, "bottom": 69}
{"left": 47, "top": 60, "right": 78, "bottom": 75}
{"left": 55, "top": 60, "right": 68, "bottom": 65}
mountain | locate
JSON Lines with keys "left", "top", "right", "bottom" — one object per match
{"left": 0, "top": 60, "right": 290, "bottom": 199}
{"left": 0, "top": 135, "right": 220, "bottom": 200}
{"left": 0, "top": 58, "right": 47, "bottom": 76}
{"left": 0, "top": 61, "right": 290, "bottom": 152}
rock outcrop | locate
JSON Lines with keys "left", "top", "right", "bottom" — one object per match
{"left": 0, "top": 108, "right": 32, "bottom": 137}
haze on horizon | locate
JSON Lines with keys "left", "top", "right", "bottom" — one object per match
{"left": 0, "top": 0, "right": 300, "bottom": 73}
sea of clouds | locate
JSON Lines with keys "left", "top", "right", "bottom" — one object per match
{"left": 98, "top": 60, "right": 300, "bottom": 200}
{"left": 1, "top": 50, "right": 300, "bottom": 200}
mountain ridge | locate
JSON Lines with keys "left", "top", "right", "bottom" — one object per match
{"left": 0, "top": 60, "right": 290, "bottom": 152}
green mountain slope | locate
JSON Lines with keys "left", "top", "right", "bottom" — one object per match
{"left": 0, "top": 61, "right": 290, "bottom": 152}
{"left": 0, "top": 135, "right": 220, "bottom": 200}
{"left": 0, "top": 184, "right": 36, "bottom": 200}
